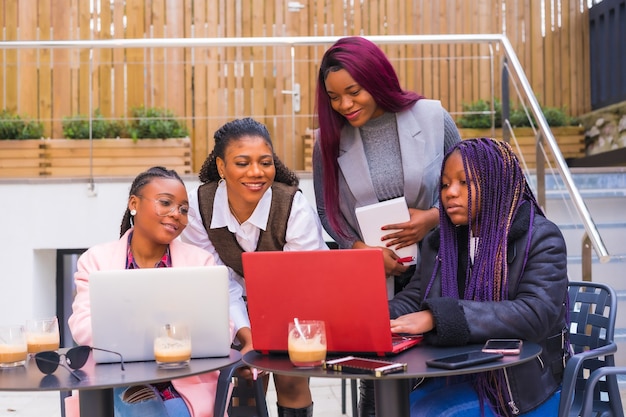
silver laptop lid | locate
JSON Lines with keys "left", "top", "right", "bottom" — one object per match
{"left": 88, "top": 265, "right": 230, "bottom": 363}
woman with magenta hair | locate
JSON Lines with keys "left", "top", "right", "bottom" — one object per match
{"left": 313, "top": 36, "right": 460, "bottom": 416}
{"left": 389, "top": 138, "right": 569, "bottom": 416}
{"left": 313, "top": 36, "right": 461, "bottom": 293}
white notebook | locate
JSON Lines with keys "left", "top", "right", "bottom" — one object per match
{"left": 355, "top": 197, "right": 418, "bottom": 266}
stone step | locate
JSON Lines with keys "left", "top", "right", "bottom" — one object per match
{"left": 545, "top": 195, "right": 626, "bottom": 226}
{"left": 566, "top": 255, "right": 626, "bottom": 289}
{"left": 539, "top": 169, "right": 626, "bottom": 191}
{"left": 560, "top": 223, "right": 626, "bottom": 259}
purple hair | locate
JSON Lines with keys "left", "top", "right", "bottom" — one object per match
{"left": 315, "top": 36, "right": 423, "bottom": 237}
{"left": 432, "top": 137, "right": 542, "bottom": 301}
{"left": 427, "top": 138, "right": 543, "bottom": 416}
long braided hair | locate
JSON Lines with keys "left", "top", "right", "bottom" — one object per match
{"left": 120, "top": 166, "right": 185, "bottom": 237}
{"left": 434, "top": 138, "right": 542, "bottom": 302}
{"left": 198, "top": 117, "right": 299, "bottom": 186}
{"left": 430, "top": 138, "right": 543, "bottom": 417}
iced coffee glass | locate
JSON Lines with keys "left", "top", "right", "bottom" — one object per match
{"left": 0, "top": 325, "right": 28, "bottom": 368}
{"left": 287, "top": 319, "right": 327, "bottom": 368}
{"left": 153, "top": 323, "right": 192, "bottom": 369}
{"left": 25, "top": 316, "right": 60, "bottom": 354}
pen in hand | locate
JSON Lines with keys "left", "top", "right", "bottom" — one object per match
{"left": 397, "top": 256, "right": 414, "bottom": 264}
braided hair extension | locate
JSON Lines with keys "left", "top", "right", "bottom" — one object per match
{"left": 436, "top": 138, "right": 542, "bottom": 302}
{"left": 198, "top": 117, "right": 299, "bottom": 187}
{"left": 120, "top": 166, "right": 185, "bottom": 237}
{"left": 431, "top": 138, "right": 543, "bottom": 417}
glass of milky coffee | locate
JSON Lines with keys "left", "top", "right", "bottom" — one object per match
{"left": 153, "top": 323, "right": 192, "bottom": 369}
{"left": 25, "top": 317, "right": 60, "bottom": 354}
{"left": 288, "top": 319, "right": 327, "bottom": 368}
{"left": 0, "top": 325, "right": 28, "bottom": 368}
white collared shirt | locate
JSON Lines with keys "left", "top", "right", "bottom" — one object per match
{"left": 182, "top": 181, "right": 328, "bottom": 334}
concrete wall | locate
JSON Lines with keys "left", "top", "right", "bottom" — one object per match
{"left": 0, "top": 173, "right": 319, "bottom": 327}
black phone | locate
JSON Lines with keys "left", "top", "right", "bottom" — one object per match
{"left": 426, "top": 350, "right": 504, "bottom": 370}
{"left": 482, "top": 339, "right": 523, "bottom": 355}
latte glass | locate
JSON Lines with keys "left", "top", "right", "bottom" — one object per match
{"left": 153, "top": 323, "right": 191, "bottom": 369}
{"left": 25, "top": 316, "right": 60, "bottom": 354}
{"left": 0, "top": 325, "right": 28, "bottom": 368}
{"left": 287, "top": 319, "right": 327, "bottom": 368}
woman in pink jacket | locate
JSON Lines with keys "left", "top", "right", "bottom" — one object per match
{"left": 66, "top": 166, "right": 231, "bottom": 417}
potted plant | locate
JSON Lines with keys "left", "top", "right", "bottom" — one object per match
{"left": 126, "top": 106, "right": 189, "bottom": 140}
{"left": 0, "top": 110, "right": 46, "bottom": 177}
{"left": 0, "top": 109, "right": 45, "bottom": 140}
{"left": 42, "top": 107, "right": 192, "bottom": 177}
{"left": 456, "top": 100, "right": 584, "bottom": 168}
{"left": 61, "top": 109, "right": 125, "bottom": 140}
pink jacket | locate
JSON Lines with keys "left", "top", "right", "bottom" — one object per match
{"left": 66, "top": 229, "right": 231, "bottom": 417}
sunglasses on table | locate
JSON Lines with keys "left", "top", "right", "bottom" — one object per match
{"left": 34, "top": 346, "right": 125, "bottom": 381}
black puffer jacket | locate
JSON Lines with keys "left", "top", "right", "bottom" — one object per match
{"left": 389, "top": 203, "right": 569, "bottom": 415}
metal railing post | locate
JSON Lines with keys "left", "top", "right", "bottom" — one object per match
{"left": 582, "top": 234, "right": 593, "bottom": 282}
{"left": 501, "top": 57, "right": 510, "bottom": 144}
{"left": 536, "top": 131, "right": 546, "bottom": 211}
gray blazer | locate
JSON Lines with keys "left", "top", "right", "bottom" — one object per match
{"left": 313, "top": 99, "right": 446, "bottom": 248}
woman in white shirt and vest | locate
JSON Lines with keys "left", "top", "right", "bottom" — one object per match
{"left": 182, "top": 118, "right": 328, "bottom": 417}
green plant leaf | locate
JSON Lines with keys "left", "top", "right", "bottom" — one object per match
{"left": 0, "top": 109, "right": 44, "bottom": 140}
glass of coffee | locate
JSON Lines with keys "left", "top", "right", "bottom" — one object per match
{"left": 25, "top": 316, "right": 60, "bottom": 354}
{"left": 153, "top": 323, "right": 192, "bottom": 369}
{"left": 0, "top": 325, "right": 28, "bottom": 368}
{"left": 287, "top": 319, "right": 327, "bottom": 368}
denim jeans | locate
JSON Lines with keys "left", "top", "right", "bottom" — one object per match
{"left": 113, "top": 386, "right": 191, "bottom": 417}
{"left": 409, "top": 377, "right": 560, "bottom": 417}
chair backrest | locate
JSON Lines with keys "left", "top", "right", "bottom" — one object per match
{"left": 568, "top": 281, "right": 616, "bottom": 355}
{"left": 563, "top": 281, "right": 622, "bottom": 417}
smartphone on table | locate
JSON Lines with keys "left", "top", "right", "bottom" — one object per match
{"left": 481, "top": 339, "right": 523, "bottom": 355}
{"left": 324, "top": 356, "right": 407, "bottom": 377}
{"left": 425, "top": 350, "right": 504, "bottom": 370}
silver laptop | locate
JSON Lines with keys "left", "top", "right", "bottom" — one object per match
{"left": 88, "top": 266, "right": 231, "bottom": 363}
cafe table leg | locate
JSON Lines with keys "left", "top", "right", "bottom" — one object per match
{"left": 373, "top": 379, "right": 411, "bottom": 417}
{"left": 80, "top": 388, "right": 114, "bottom": 417}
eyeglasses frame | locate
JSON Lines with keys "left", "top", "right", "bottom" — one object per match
{"left": 135, "top": 195, "right": 190, "bottom": 224}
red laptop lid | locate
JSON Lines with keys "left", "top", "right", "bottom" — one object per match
{"left": 242, "top": 248, "right": 421, "bottom": 357}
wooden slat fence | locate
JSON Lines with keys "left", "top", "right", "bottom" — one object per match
{"left": 0, "top": 0, "right": 592, "bottom": 173}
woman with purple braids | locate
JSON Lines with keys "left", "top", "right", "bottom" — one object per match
{"left": 389, "top": 138, "right": 569, "bottom": 416}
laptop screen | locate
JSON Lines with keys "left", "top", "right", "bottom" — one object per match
{"left": 243, "top": 249, "right": 421, "bottom": 356}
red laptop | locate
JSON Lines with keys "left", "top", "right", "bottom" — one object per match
{"left": 242, "top": 248, "right": 422, "bottom": 357}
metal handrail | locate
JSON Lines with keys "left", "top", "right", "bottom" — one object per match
{"left": 0, "top": 33, "right": 610, "bottom": 263}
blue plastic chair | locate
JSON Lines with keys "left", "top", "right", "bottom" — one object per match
{"left": 558, "top": 281, "right": 623, "bottom": 417}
